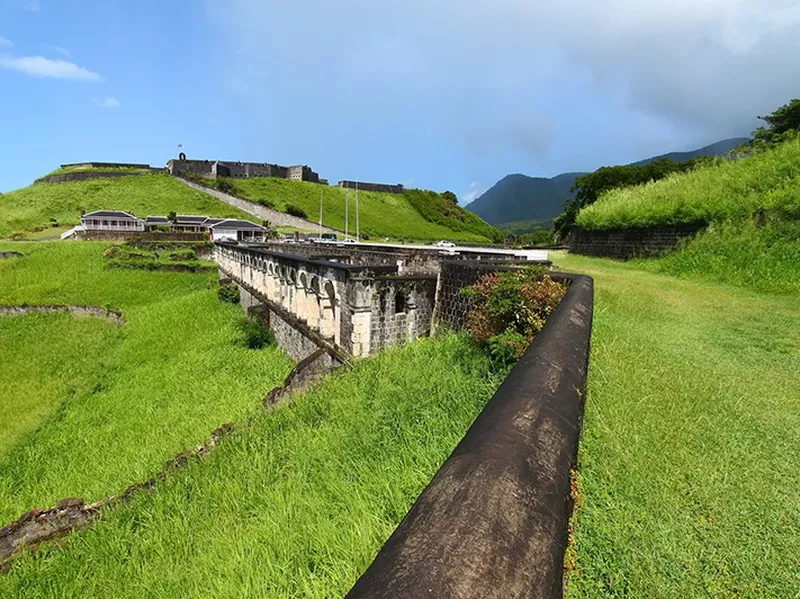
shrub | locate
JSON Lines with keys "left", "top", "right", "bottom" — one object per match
{"left": 463, "top": 267, "right": 567, "bottom": 365}
{"left": 238, "top": 318, "right": 277, "bottom": 349}
{"left": 285, "top": 204, "right": 308, "bottom": 219}
{"left": 218, "top": 283, "right": 240, "bottom": 304}
{"left": 215, "top": 178, "right": 235, "bottom": 194}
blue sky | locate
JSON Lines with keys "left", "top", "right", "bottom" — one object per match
{"left": 2, "top": 0, "right": 799, "bottom": 202}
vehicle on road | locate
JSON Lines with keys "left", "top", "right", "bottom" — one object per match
{"left": 436, "top": 240, "right": 455, "bottom": 248}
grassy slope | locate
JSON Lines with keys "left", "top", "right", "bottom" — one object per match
{"left": 0, "top": 242, "right": 292, "bottom": 523}
{"left": 577, "top": 137, "right": 800, "bottom": 229}
{"left": 0, "top": 174, "right": 253, "bottom": 238}
{"left": 225, "top": 177, "right": 499, "bottom": 242}
{"left": 0, "top": 334, "right": 505, "bottom": 597}
{"left": 551, "top": 252, "right": 800, "bottom": 597}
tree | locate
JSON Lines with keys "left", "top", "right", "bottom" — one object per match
{"left": 442, "top": 190, "right": 458, "bottom": 204}
{"left": 750, "top": 98, "right": 800, "bottom": 147}
{"left": 167, "top": 211, "right": 177, "bottom": 223}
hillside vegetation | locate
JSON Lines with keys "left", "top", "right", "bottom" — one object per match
{"left": 0, "top": 174, "right": 253, "bottom": 239}
{"left": 576, "top": 137, "right": 800, "bottom": 229}
{"left": 576, "top": 137, "right": 800, "bottom": 293}
{"left": 212, "top": 176, "right": 501, "bottom": 242}
{"left": 554, "top": 252, "right": 800, "bottom": 597}
{"left": 0, "top": 242, "right": 292, "bottom": 523}
{"left": 0, "top": 334, "right": 505, "bottom": 597}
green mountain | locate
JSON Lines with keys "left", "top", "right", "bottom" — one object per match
{"left": 466, "top": 138, "right": 748, "bottom": 225}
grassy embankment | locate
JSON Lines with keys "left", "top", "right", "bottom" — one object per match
{"left": 577, "top": 137, "right": 800, "bottom": 293}
{"left": 0, "top": 333, "right": 504, "bottom": 597}
{"left": 0, "top": 242, "right": 292, "bottom": 524}
{"left": 220, "top": 177, "right": 501, "bottom": 243}
{"left": 554, "top": 252, "right": 800, "bottom": 596}
{"left": 0, "top": 173, "right": 253, "bottom": 239}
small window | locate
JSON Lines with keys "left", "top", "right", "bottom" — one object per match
{"left": 394, "top": 292, "right": 406, "bottom": 314}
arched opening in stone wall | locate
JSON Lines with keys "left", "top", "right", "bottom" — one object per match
{"left": 395, "top": 291, "right": 407, "bottom": 314}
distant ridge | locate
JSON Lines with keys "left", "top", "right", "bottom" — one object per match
{"left": 466, "top": 137, "right": 748, "bottom": 225}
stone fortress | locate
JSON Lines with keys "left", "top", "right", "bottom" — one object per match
{"left": 167, "top": 154, "right": 405, "bottom": 194}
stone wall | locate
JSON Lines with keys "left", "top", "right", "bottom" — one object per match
{"left": 75, "top": 230, "right": 206, "bottom": 242}
{"left": 260, "top": 305, "right": 325, "bottom": 361}
{"left": 35, "top": 170, "right": 161, "bottom": 184}
{"left": 338, "top": 180, "right": 404, "bottom": 194}
{"left": 569, "top": 223, "right": 706, "bottom": 259}
{"left": 167, "top": 159, "right": 319, "bottom": 183}
{"left": 367, "top": 277, "right": 437, "bottom": 354}
{"left": 346, "top": 274, "right": 594, "bottom": 599}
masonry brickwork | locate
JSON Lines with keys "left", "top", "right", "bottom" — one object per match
{"left": 167, "top": 158, "right": 320, "bottom": 183}
{"left": 216, "top": 241, "right": 548, "bottom": 361}
{"left": 337, "top": 180, "right": 404, "bottom": 194}
{"left": 569, "top": 223, "right": 706, "bottom": 259}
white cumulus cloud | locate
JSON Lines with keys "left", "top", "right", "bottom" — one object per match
{"left": 0, "top": 54, "right": 101, "bottom": 81}
{"left": 0, "top": 36, "right": 13, "bottom": 48}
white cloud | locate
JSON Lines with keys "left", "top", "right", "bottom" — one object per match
{"left": 0, "top": 54, "right": 101, "bottom": 81}
{"left": 0, "top": 36, "right": 13, "bottom": 49}
{"left": 211, "top": 0, "right": 800, "bottom": 143}
{"left": 51, "top": 46, "right": 70, "bottom": 57}
{"left": 94, "top": 96, "right": 120, "bottom": 108}
{"left": 460, "top": 182, "right": 487, "bottom": 207}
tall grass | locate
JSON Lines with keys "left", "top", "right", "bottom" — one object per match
{"left": 225, "top": 177, "right": 499, "bottom": 242}
{"left": 0, "top": 242, "right": 292, "bottom": 523}
{"left": 0, "top": 334, "right": 505, "bottom": 597}
{"left": 552, "top": 252, "right": 800, "bottom": 597}
{"left": 576, "top": 137, "right": 800, "bottom": 229}
{"left": 0, "top": 174, "right": 253, "bottom": 238}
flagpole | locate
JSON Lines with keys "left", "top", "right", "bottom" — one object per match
{"left": 355, "top": 179, "right": 359, "bottom": 242}
{"left": 345, "top": 187, "right": 349, "bottom": 241}
{"left": 319, "top": 189, "right": 323, "bottom": 241}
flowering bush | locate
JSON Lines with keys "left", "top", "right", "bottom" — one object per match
{"left": 462, "top": 268, "right": 567, "bottom": 365}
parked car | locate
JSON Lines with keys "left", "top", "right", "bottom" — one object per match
{"left": 342, "top": 238, "right": 357, "bottom": 244}
{"left": 436, "top": 240, "right": 455, "bottom": 248}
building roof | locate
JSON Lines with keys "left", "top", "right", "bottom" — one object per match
{"left": 202, "top": 218, "right": 227, "bottom": 226}
{"left": 210, "top": 219, "right": 266, "bottom": 231}
{"left": 175, "top": 215, "right": 210, "bottom": 224}
{"left": 82, "top": 210, "right": 139, "bottom": 220}
{"left": 145, "top": 216, "right": 170, "bottom": 224}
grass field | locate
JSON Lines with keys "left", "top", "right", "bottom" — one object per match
{"left": 551, "top": 252, "right": 800, "bottom": 597}
{"left": 577, "top": 137, "right": 800, "bottom": 229}
{"left": 0, "top": 174, "right": 253, "bottom": 238}
{"left": 221, "top": 177, "right": 500, "bottom": 242}
{"left": 0, "top": 242, "right": 292, "bottom": 524}
{"left": 0, "top": 333, "right": 505, "bottom": 597}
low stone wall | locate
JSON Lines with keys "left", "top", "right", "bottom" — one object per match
{"left": 75, "top": 231, "right": 206, "bottom": 242}
{"left": 35, "top": 170, "right": 161, "bottom": 184}
{"left": 569, "top": 223, "right": 705, "bottom": 259}
{"left": 347, "top": 273, "right": 593, "bottom": 599}
{"left": 259, "top": 304, "right": 327, "bottom": 362}
{"left": 0, "top": 305, "right": 124, "bottom": 326}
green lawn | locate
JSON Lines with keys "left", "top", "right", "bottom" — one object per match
{"left": 0, "top": 333, "right": 505, "bottom": 597}
{"left": 0, "top": 174, "right": 253, "bottom": 238}
{"left": 0, "top": 242, "right": 292, "bottom": 523}
{"left": 552, "top": 252, "right": 800, "bottom": 597}
{"left": 225, "top": 177, "right": 498, "bottom": 242}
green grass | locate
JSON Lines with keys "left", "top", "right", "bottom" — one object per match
{"left": 222, "top": 177, "right": 500, "bottom": 242}
{"left": 0, "top": 242, "right": 292, "bottom": 523}
{"left": 551, "top": 252, "right": 800, "bottom": 597}
{"left": 496, "top": 219, "right": 554, "bottom": 234}
{"left": 577, "top": 137, "right": 800, "bottom": 229}
{"left": 48, "top": 165, "right": 153, "bottom": 175}
{"left": 636, "top": 218, "right": 800, "bottom": 294}
{"left": 0, "top": 333, "right": 505, "bottom": 597}
{"left": 0, "top": 174, "right": 253, "bottom": 238}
